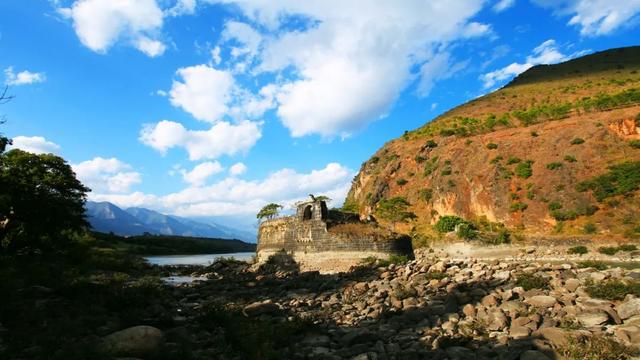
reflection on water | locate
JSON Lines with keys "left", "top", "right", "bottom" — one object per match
{"left": 144, "top": 252, "right": 255, "bottom": 266}
{"left": 162, "top": 275, "right": 208, "bottom": 285}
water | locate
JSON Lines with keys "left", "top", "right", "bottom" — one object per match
{"left": 144, "top": 252, "right": 255, "bottom": 266}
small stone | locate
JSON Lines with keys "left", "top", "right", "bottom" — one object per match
{"left": 576, "top": 311, "right": 609, "bottom": 327}
{"left": 527, "top": 296, "right": 557, "bottom": 308}
{"left": 564, "top": 278, "right": 581, "bottom": 292}
{"left": 510, "top": 325, "right": 532, "bottom": 339}
{"left": 462, "top": 304, "right": 476, "bottom": 318}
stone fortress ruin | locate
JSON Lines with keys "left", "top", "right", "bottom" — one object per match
{"left": 257, "top": 196, "right": 413, "bottom": 272}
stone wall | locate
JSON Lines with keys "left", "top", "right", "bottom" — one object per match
{"left": 257, "top": 213, "right": 413, "bottom": 272}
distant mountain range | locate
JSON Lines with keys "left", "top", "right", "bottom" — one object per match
{"left": 85, "top": 201, "right": 256, "bottom": 242}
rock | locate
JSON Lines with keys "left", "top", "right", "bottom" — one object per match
{"left": 462, "top": 304, "right": 476, "bottom": 318}
{"left": 576, "top": 311, "right": 609, "bottom": 327}
{"left": 564, "top": 278, "right": 581, "bottom": 292}
{"left": 99, "top": 326, "right": 163, "bottom": 357}
{"left": 617, "top": 296, "right": 640, "bottom": 320}
{"left": 494, "top": 271, "right": 511, "bottom": 281}
{"left": 527, "top": 296, "right": 557, "bottom": 308}
{"left": 482, "top": 294, "right": 498, "bottom": 307}
{"left": 243, "top": 300, "right": 280, "bottom": 317}
{"left": 509, "top": 325, "right": 531, "bottom": 339}
{"left": 534, "top": 327, "right": 589, "bottom": 348}
{"left": 520, "top": 350, "right": 551, "bottom": 360}
{"left": 446, "top": 346, "right": 474, "bottom": 359}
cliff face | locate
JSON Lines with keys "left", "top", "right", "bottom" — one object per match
{"left": 345, "top": 46, "right": 640, "bottom": 239}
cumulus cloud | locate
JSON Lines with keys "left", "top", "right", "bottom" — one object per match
{"left": 166, "top": 0, "right": 196, "bottom": 16}
{"left": 532, "top": 0, "right": 640, "bottom": 36}
{"left": 57, "top": 0, "right": 165, "bottom": 56}
{"left": 9, "top": 136, "right": 60, "bottom": 154}
{"left": 181, "top": 161, "right": 224, "bottom": 186}
{"left": 493, "top": 0, "right": 515, "bottom": 12}
{"left": 229, "top": 162, "right": 247, "bottom": 176}
{"left": 169, "top": 65, "right": 235, "bottom": 122}
{"left": 203, "top": 1, "right": 488, "bottom": 138}
{"left": 139, "top": 120, "right": 262, "bottom": 161}
{"left": 417, "top": 53, "right": 470, "bottom": 97}
{"left": 480, "top": 39, "right": 582, "bottom": 88}
{"left": 72, "top": 157, "right": 142, "bottom": 193}
{"left": 4, "top": 67, "right": 46, "bottom": 86}
{"left": 90, "top": 162, "right": 353, "bottom": 217}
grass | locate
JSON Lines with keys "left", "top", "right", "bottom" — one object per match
{"left": 559, "top": 335, "right": 636, "bottom": 360}
{"left": 597, "top": 244, "right": 639, "bottom": 255}
{"left": 515, "top": 273, "right": 550, "bottom": 291}
{"left": 583, "top": 223, "right": 597, "bottom": 234}
{"left": 578, "top": 260, "right": 609, "bottom": 270}
{"left": 585, "top": 279, "right": 640, "bottom": 300}
{"left": 630, "top": 140, "right": 640, "bottom": 149}
{"left": 486, "top": 143, "right": 499, "bottom": 150}
{"left": 568, "top": 245, "right": 588, "bottom": 255}
{"left": 515, "top": 160, "right": 534, "bottom": 179}
{"left": 547, "top": 162, "right": 564, "bottom": 170}
{"left": 564, "top": 155, "right": 578, "bottom": 163}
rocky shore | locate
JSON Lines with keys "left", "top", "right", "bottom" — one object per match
{"left": 108, "top": 248, "right": 640, "bottom": 360}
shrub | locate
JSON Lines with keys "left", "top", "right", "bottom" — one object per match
{"left": 618, "top": 244, "right": 638, "bottom": 252}
{"left": 598, "top": 246, "right": 619, "bottom": 255}
{"left": 526, "top": 190, "right": 535, "bottom": 200}
{"left": 629, "top": 140, "right": 640, "bottom": 149}
{"left": 490, "top": 155, "right": 503, "bottom": 164}
{"left": 516, "top": 274, "right": 550, "bottom": 291}
{"left": 465, "top": 139, "right": 473, "bottom": 146}
{"left": 548, "top": 201, "right": 563, "bottom": 210}
{"left": 577, "top": 161, "right": 640, "bottom": 201}
{"left": 585, "top": 279, "right": 640, "bottom": 300}
{"left": 568, "top": 245, "right": 588, "bottom": 255}
{"left": 456, "top": 222, "right": 478, "bottom": 240}
{"left": 510, "top": 202, "right": 528, "bottom": 212}
{"left": 486, "top": 143, "right": 499, "bottom": 150}
{"left": 447, "top": 180, "right": 456, "bottom": 187}
{"left": 583, "top": 223, "right": 597, "bottom": 234}
{"left": 440, "top": 129, "right": 455, "bottom": 137}
{"left": 547, "top": 162, "right": 563, "bottom": 170}
{"left": 559, "top": 335, "right": 636, "bottom": 360}
{"left": 396, "top": 178, "right": 408, "bottom": 186}
{"left": 441, "top": 167, "right": 452, "bottom": 176}
{"left": 434, "top": 215, "right": 466, "bottom": 233}
{"left": 530, "top": 131, "right": 539, "bottom": 137}
{"left": 564, "top": 155, "right": 578, "bottom": 163}
{"left": 370, "top": 156, "right": 379, "bottom": 163}
{"left": 507, "top": 156, "right": 521, "bottom": 165}
{"left": 515, "top": 160, "right": 534, "bottom": 178}
{"left": 425, "top": 140, "right": 438, "bottom": 148}
{"left": 571, "top": 137, "right": 585, "bottom": 145}
{"left": 415, "top": 155, "right": 427, "bottom": 163}
{"left": 419, "top": 188, "right": 433, "bottom": 202}
{"left": 552, "top": 210, "right": 578, "bottom": 221}
{"left": 578, "top": 260, "right": 608, "bottom": 270}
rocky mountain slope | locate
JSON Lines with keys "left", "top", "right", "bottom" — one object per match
{"left": 344, "top": 46, "right": 640, "bottom": 240}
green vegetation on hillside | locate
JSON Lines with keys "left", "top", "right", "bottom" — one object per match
{"left": 94, "top": 232, "right": 255, "bottom": 255}
{"left": 576, "top": 161, "right": 640, "bottom": 201}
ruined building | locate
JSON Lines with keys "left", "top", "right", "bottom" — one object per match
{"left": 257, "top": 197, "right": 413, "bottom": 272}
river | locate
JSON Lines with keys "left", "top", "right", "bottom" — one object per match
{"left": 144, "top": 252, "right": 255, "bottom": 266}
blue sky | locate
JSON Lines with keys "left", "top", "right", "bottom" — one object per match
{"left": 1, "top": 0, "right": 639, "bottom": 228}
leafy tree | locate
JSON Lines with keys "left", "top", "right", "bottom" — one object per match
{"left": 314, "top": 195, "right": 331, "bottom": 203}
{"left": 256, "top": 203, "right": 283, "bottom": 221}
{"left": 375, "top": 197, "right": 416, "bottom": 230}
{"left": 434, "top": 215, "right": 465, "bottom": 233}
{"left": 0, "top": 86, "right": 14, "bottom": 154}
{"left": 0, "top": 149, "right": 90, "bottom": 252}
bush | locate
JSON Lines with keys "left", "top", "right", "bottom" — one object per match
{"left": 516, "top": 274, "right": 549, "bottom": 291}
{"left": 419, "top": 188, "right": 433, "bottom": 202}
{"left": 571, "top": 137, "right": 585, "bottom": 145}
{"left": 629, "top": 140, "right": 640, "bottom": 149}
{"left": 598, "top": 246, "right": 619, "bottom": 255}
{"left": 585, "top": 279, "right": 640, "bottom": 300}
{"left": 396, "top": 178, "right": 408, "bottom": 186}
{"left": 378, "top": 254, "right": 410, "bottom": 267}
{"left": 548, "top": 201, "right": 563, "bottom": 210}
{"left": 434, "top": 215, "right": 466, "bottom": 233}
{"left": 564, "top": 155, "right": 578, "bottom": 163}
{"left": 515, "top": 160, "right": 534, "bottom": 179}
{"left": 576, "top": 161, "right": 640, "bottom": 201}
{"left": 547, "top": 162, "right": 563, "bottom": 170}
{"left": 456, "top": 222, "right": 478, "bottom": 240}
{"left": 425, "top": 140, "right": 438, "bottom": 148}
{"left": 414, "top": 155, "right": 427, "bottom": 163}
{"left": 530, "top": 131, "right": 539, "bottom": 137}
{"left": 583, "top": 223, "right": 597, "bottom": 234}
{"left": 578, "top": 260, "right": 608, "bottom": 270}
{"left": 559, "top": 335, "right": 636, "bottom": 360}
{"left": 507, "top": 156, "right": 521, "bottom": 165}
{"left": 486, "top": 143, "right": 498, "bottom": 150}
{"left": 618, "top": 244, "right": 638, "bottom": 252}
{"left": 510, "top": 202, "right": 528, "bottom": 212}
{"left": 568, "top": 245, "right": 588, "bottom": 255}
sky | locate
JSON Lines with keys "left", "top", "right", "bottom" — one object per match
{"left": 1, "top": 0, "right": 639, "bottom": 230}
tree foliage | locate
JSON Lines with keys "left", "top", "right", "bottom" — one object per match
{"left": 0, "top": 149, "right": 90, "bottom": 252}
{"left": 256, "top": 203, "right": 283, "bottom": 221}
{"left": 375, "top": 197, "right": 416, "bottom": 230}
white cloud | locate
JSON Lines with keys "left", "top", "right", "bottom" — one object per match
{"left": 204, "top": 1, "right": 488, "bottom": 138}
{"left": 417, "top": 53, "right": 470, "bottom": 97}
{"left": 57, "top": 0, "right": 165, "bottom": 56}
{"left": 533, "top": 0, "right": 640, "bottom": 36}
{"left": 169, "top": 65, "right": 235, "bottom": 122}
{"left": 166, "top": 0, "right": 196, "bottom": 16}
{"left": 92, "top": 162, "right": 353, "bottom": 217}
{"left": 222, "top": 21, "right": 262, "bottom": 60}
{"left": 493, "top": 0, "right": 515, "bottom": 12}
{"left": 229, "top": 162, "right": 247, "bottom": 176}
{"left": 72, "top": 157, "right": 142, "bottom": 193}
{"left": 4, "top": 67, "right": 46, "bottom": 86}
{"left": 139, "top": 119, "right": 262, "bottom": 161}
{"left": 181, "top": 161, "right": 224, "bottom": 186}
{"left": 9, "top": 136, "right": 60, "bottom": 154}
{"left": 480, "top": 39, "right": 579, "bottom": 88}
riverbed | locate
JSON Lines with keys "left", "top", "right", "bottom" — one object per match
{"left": 144, "top": 252, "right": 255, "bottom": 266}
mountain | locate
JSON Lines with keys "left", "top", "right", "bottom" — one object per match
{"left": 344, "top": 46, "right": 640, "bottom": 240}
{"left": 85, "top": 201, "right": 255, "bottom": 242}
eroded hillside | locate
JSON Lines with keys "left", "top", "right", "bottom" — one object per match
{"left": 345, "top": 46, "right": 640, "bottom": 240}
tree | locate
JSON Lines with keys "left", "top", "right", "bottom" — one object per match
{"left": 314, "top": 195, "right": 331, "bottom": 203}
{"left": 0, "top": 149, "right": 90, "bottom": 252}
{"left": 0, "top": 86, "right": 14, "bottom": 154}
{"left": 375, "top": 197, "right": 416, "bottom": 231}
{"left": 256, "top": 203, "right": 283, "bottom": 221}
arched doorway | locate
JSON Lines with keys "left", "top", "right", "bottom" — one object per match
{"left": 303, "top": 205, "right": 313, "bottom": 220}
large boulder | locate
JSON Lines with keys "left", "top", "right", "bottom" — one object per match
{"left": 526, "top": 296, "right": 557, "bottom": 308}
{"left": 99, "top": 325, "right": 163, "bottom": 357}
{"left": 617, "top": 296, "right": 640, "bottom": 320}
